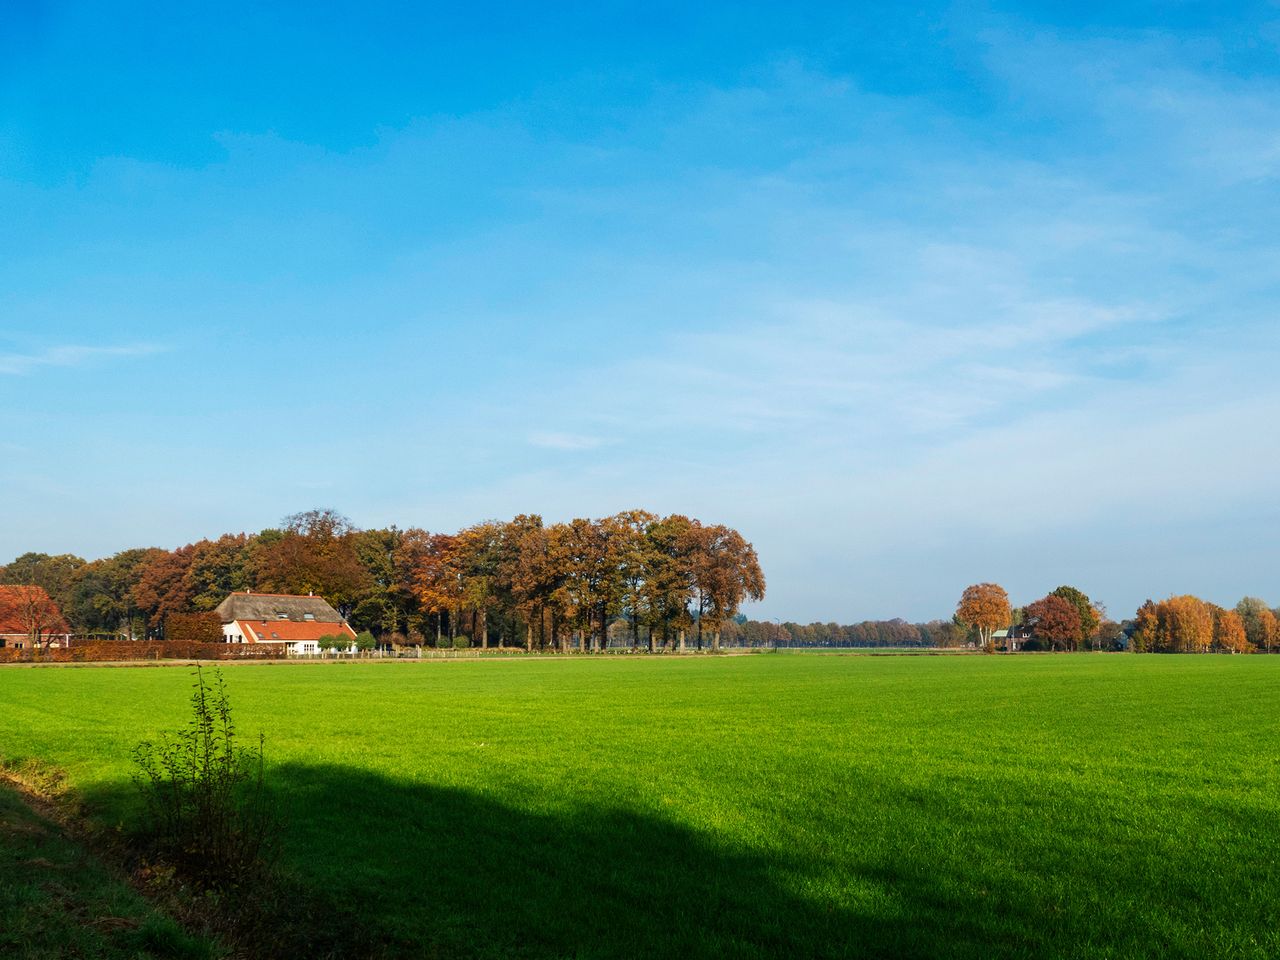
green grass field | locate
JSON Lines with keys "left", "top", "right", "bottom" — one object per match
{"left": 1, "top": 654, "right": 1277, "bottom": 959}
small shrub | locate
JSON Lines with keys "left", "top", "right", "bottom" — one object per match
{"left": 452, "top": 635, "right": 471, "bottom": 650}
{"left": 131, "top": 666, "right": 278, "bottom": 889}
{"left": 316, "top": 633, "right": 347, "bottom": 655}
{"left": 354, "top": 630, "right": 376, "bottom": 652}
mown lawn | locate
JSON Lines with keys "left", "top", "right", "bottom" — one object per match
{"left": 0, "top": 654, "right": 1277, "bottom": 959}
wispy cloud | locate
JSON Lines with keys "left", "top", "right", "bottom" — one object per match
{"left": 0, "top": 343, "right": 163, "bottom": 376}
{"left": 527, "top": 431, "right": 610, "bottom": 451}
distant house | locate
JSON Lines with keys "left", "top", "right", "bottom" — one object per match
{"left": 992, "top": 625, "right": 1034, "bottom": 652}
{"left": 0, "top": 585, "right": 73, "bottom": 650}
{"left": 215, "top": 591, "right": 356, "bottom": 656}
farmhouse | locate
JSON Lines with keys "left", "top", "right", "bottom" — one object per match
{"left": 0, "top": 584, "right": 73, "bottom": 649}
{"left": 215, "top": 590, "right": 356, "bottom": 656}
{"left": 992, "top": 625, "right": 1035, "bottom": 652}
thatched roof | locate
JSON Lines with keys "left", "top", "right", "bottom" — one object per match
{"left": 215, "top": 591, "right": 344, "bottom": 625}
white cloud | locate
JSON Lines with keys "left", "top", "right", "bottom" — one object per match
{"left": 0, "top": 343, "right": 163, "bottom": 376}
{"left": 527, "top": 431, "right": 610, "bottom": 451}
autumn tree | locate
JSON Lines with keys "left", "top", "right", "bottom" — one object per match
{"left": 1259, "top": 608, "right": 1279, "bottom": 655}
{"left": 642, "top": 515, "right": 696, "bottom": 652}
{"left": 1214, "top": 608, "right": 1250, "bottom": 654}
{"left": 956, "top": 583, "right": 1011, "bottom": 654}
{"left": 500, "top": 515, "right": 554, "bottom": 651}
{"left": 132, "top": 544, "right": 201, "bottom": 634}
{"left": 688, "top": 523, "right": 765, "bottom": 651}
{"left": 456, "top": 521, "right": 505, "bottom": 649}
{"left": 608, "top": 509, "right": 658, "bottom": 650}
{"left": 1024, "top": 595, "right": 1083, "bottom": 652}
{"left": 1050, "top": 585, "right": 1099, "bottom": 651}
{"left": 0, "top": 585, "right": 69, "bottom": 646}
{"left": 1131, "top": 600, "right": 1160, "bottom": 653}
{"left": 1161, "top": 595, "right": 1214, "bottom": 653}
{"left": 412, "top": 533, "right": 464, "bottom": 644}
{"left": 252, "top": 510, "right": 372, "bottom": 616}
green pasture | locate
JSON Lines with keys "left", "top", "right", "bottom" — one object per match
{"left": 1, "top": 654, "right": 1277, "bottom": 959}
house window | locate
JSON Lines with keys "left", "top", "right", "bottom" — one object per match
{"left": 304, "top": 613, "right": 315, "bottom": 621}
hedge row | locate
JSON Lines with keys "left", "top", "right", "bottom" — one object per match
{"left": 0, "top": 641, "right": 286, "bottom": 663}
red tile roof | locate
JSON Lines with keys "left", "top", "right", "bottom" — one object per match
{"left": 236, "top": 619, "right": 356, "bottom": 643}
{"left": 0, "top": 585, "right": 72, "bottom": 636}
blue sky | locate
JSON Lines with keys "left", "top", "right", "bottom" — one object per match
{"left": 3, "top": 1, "right": 1278, "bottom": 621}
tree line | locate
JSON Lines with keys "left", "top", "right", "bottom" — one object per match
{"left": 0, "top": 509, "right": 765, "bottom": 652}
{"left": 955, "top": 583, "right": 1280, "bottom": 653}
{"left": 718, "top": 617, "right": 972, "bottom": 649}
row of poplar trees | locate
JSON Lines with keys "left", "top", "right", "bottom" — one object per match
{"left": 0, "top": 510, "right": 766, "bottom": 652}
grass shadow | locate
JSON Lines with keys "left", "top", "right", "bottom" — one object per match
{"left": 76, "top": 761, "right": 1024, "bottom": 960}
{"left": 76, "top": 761, "right": 1263, "bottom": 960}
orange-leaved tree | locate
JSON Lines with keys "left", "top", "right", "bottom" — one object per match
{"left": 1214, "top": 608, "right": 1250, "bottom": 654}
{"left": 1261, "top": 608, "right": 1280, "bottom": 655}
{"left": 1162, "top": 595, "right": 1214, "bottom": 653}
{"left": 1024, "top": 595, "right": 1082, "bottom": 652}
{"left": 956, "top": 583, "right": 1011, "bottom": 654}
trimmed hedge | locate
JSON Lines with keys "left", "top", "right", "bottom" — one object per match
{"left": 165, "top": 611, "right": 224, "bottom": 644}
{"left": 0, "top": 641, "right": 286, "bottom": 663}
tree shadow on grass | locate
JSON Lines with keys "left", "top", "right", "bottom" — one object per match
{"left": 79, "top": 763, "right": 1223, "bottom": 960}
{"left": 75, "top": 762, "right": 977, "bottom": 959}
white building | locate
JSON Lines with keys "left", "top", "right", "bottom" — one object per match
{"left": 215, "top": 591, "right": 357, "bottom": 656}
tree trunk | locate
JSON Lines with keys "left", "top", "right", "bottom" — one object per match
{"left": 526, "top": 622, "right": 533, "bottom": 652}
{"left": 678, "top": 628, "right": 686, "bottom": 653}
{"left": 712, "top": 629, "right": 720, "bottom": 652}
{"left": 478, "top": 607, "right": 488, "bottom": 649}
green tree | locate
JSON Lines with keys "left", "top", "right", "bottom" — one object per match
{"left": 1235, "top": 597, "right": 1273, "bottom": 651}
{"left": 316, "top": 633, "right": 343, "bottom": 655}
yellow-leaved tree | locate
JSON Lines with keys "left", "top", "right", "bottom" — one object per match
{"left": 956, "top": 583, "right": 1011, "bottom": 654}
